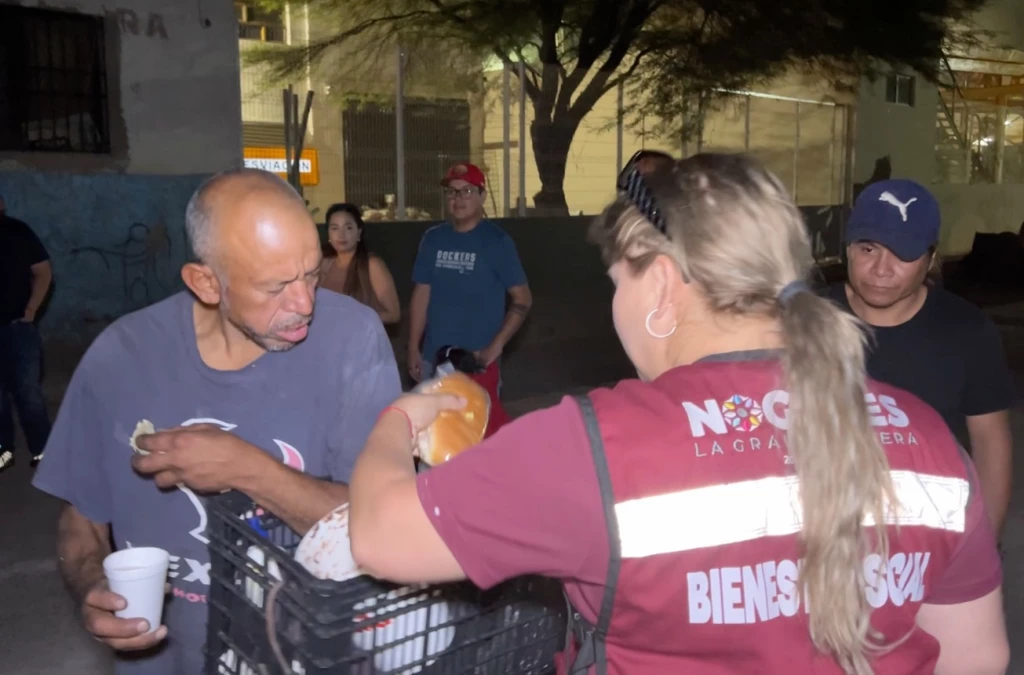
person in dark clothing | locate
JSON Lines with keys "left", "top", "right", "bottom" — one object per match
{"left": 827, "top": 179, "right": 1015, "bottom": 541}
{"left": 0, "top": 194, "right": 53, "bottom": 471}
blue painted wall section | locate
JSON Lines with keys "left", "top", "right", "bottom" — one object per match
{"left": 0, "top": 172, "right": 208, "bottom": 343}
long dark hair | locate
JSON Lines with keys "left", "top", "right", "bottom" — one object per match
{"left": 324, "top": 203, "right": 382, "bottom": 311}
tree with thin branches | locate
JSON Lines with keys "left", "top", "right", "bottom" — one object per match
{"left": 251, "top": 0, "right": 986, "bottom": 214}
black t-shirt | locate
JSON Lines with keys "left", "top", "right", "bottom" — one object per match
{"left": 0, "top": 215, "right": 49, "bottom": 324}
{"left": 827, "top": 283, "right": 1017, "bottom": 446}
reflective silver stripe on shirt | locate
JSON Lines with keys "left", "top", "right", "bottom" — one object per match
{"left": 615, "top": 471, "right": 970, "bottom": 559}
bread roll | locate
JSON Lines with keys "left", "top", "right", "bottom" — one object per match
{"left": 130, "top": 419, "right": 155, "bottom": 455}
{"left": 418, "top": 372, "right": 490, "bottom": 466}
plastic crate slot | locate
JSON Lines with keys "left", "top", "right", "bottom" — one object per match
{"left": 205, "top": 492, "right": 566, "bottom": 675}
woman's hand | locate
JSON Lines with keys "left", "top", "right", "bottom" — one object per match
{"left": 386, "top": 389, "right": 466, "bottom": 439}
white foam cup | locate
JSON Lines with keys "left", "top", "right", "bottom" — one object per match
{"left": 102, "top": 547, "right": 171, "bottom": 633}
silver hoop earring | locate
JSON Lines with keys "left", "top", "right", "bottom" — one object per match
{"left": 645, "top": 308, "right": 677, "bottom": 339}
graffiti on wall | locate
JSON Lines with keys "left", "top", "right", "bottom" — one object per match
{"left": 0, "top": 171, "right": 205, "bottom": 342}
{"left": 33, "top": 2, "right": 169, "bottom": 40}
{"left": 69, "top": 221, "right": 178, "bottom": 310}
{"left": 115, "top": 9, "right": 169, "bottom": 40}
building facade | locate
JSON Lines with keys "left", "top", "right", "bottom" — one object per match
{"left": 237, "top": 1, "right": 341, "bottom": 217}
{"left": 236, "top": 2, "right": 854, "bottom": 222}
{"left": 235, "top": 1, "right": 1023, "bottom": 256}
{"left": 236, "top": 0, "right": 479, "bottom": 220}
{"left": 0, "top": 0, "right": 242, "bottom": 342}
{"left": 852, "top": 0, "right": 1024, "bottom": 255}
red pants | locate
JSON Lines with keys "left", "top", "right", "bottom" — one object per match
{"left": 468, "top": 362, "right": 510, "bottom": 438}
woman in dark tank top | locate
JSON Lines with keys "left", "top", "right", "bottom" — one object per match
{"left": 319, "top": 203, "right": 400, "bottom": 325}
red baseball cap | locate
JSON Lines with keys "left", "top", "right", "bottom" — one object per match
{"left": 441, "top": 163, "right": 486, "bottom": 190}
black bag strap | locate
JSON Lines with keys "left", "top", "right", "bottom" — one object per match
{"left": 563, "top": 394, "right": 622, "bottom": 675}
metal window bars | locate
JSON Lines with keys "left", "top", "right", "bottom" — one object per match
{"left": 0, "top": 5, "right": 110, "bottom": 154}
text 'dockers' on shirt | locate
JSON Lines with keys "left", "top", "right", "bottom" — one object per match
{"left": 687, "top": 551, "right": 931, "bottom": 625}
{"left": 435, "top": 250, "right": 477, "bottom": 273}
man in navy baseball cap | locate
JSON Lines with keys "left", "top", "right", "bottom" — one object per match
{"left": 845, "top": 179, "right": 940, "bottom": 262}
{"left": 828, "top": 178, "right": 1016, "bottom": 544}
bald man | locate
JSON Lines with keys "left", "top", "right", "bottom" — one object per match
{"left": 32, "top": 169, "right": 401, "bottom": 675}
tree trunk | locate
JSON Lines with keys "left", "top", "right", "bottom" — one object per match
{"left": 530, "top": 115, "right": 581, "bottom": 216}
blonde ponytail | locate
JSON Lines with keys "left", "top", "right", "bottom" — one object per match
{"left": 778, "top": 289, "right": 895, "bottom": 674}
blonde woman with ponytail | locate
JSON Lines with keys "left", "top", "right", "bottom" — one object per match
{"left": 349, "top": 154, "right": 1008, "bottom": 675}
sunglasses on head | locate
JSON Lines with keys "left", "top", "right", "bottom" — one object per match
{"left": 620, "top": 149, "right": 674, "bottom": 178}
{"left": 617, "top": 150, "right": 673, "bottom": 235}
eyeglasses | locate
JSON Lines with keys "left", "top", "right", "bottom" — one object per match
{"left": 617, "top": 151, "right": 671, "bottom": 235}
{"left": 443, "top": 187, "right": 480, "bottom": 200}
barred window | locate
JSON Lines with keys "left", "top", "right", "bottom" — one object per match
{"left": 0, "top": 5, "right": 111, "bottom": 153}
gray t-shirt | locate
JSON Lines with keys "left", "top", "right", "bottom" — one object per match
{"left": 33, "top": 289, "right": 402, "bottom": 675}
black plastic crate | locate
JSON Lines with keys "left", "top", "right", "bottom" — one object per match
{"left": 205, "top": 491, "right": 566, "bottom": 675}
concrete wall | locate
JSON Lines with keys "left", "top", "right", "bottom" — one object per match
{"left": 4, "top": 172, "right": 204, "bottom": 342}
{"left": 934, "top": 184, "right": 1024, "bottom": 255}
{"left": 853, "top": 75, "right": 939, "bottom": 186}
{"left": 349, "top": 209, "right": 842, "bottom": 395}
{"left": 362, "top": 218, "right": 613, "bottom": 353}
{"left": 0, "top": 0, "right": 241, "bottom": 341}
{"left": 24, "top": 194, "right": 838, "bottom": 366}
{"left": 0, "top": 0, "right": 241, "bottom": 175}
{"left": 335, "top": 206, "right": 845, "bottom": 351}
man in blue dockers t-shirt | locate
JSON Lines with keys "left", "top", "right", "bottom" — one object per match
{"left": 32, "top": 169, "right": 402, "bottom": 675}
{"left": 407, "top": 163, "right": 532, "bottom": 383}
